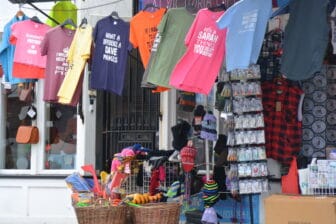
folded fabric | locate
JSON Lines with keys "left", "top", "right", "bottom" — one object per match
{"left": 65, "top": 172, "right": 92, "bottom": 192}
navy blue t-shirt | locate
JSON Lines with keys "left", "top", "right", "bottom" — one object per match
{"left": 90, "top": 16, "right": 131, "bottom": 95}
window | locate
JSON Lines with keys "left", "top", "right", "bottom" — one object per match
{"left": 44, "top": 103, "right": 77, "bottom": 170}
{"left": 0, "top": 82, "right": 78, "bottom": 174}
{"left": 0, "top": 85, "right": 32, "bottom": 170}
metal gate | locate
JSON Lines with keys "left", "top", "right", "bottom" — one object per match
{"left": 96, "top": 48, "right": 160, "bottom": 172}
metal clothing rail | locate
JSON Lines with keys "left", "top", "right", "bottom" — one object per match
{"left": 8, "top": 0, "right": 64, "bottom": 25}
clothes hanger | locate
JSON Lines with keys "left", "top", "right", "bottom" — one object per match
{"left": 31, "top": 16, "right": 43, "bottom": 24}
{"left": 110, "top": 11, "right": 120, "bottom": 20}
{"left": 185, "top": 3, "right": 198, "bottom": 14}
{"left": 208, "top": 2, "right": 226, "bottom": 12}
{"left": 142, "top": 3, "right": 160, "bottom": 11}
{"left": 16, "top": 3, "right": 24, "bottom": 18}
{"left": 79, "top": 17, "right": 88, "bottom": 28}
{"left": 61, "top": 18, "right": 77, "bottom": 28}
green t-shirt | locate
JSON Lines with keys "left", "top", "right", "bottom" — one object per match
{"left": 46, "top": 1, "right": 77, "bottom": 28}
{"left": 145, "top": 7, "right": 195, "bottom": 88}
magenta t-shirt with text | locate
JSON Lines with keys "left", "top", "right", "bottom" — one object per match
{"left": 41, "top": 26, "right": 75, "bottom": 103}
{"left": 169, "top": 9, "right": 226, "bottom": 94}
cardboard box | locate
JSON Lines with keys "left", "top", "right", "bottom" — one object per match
{"left": 264, "top": 194, "right": 336, "bottom": 224}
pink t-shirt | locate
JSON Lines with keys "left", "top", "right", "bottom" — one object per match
{"left": 40, "top": 26, "right": 75, "bottom": 102}
{"left": 169, "top": 9, "right": 226, "bottom": 94}
{"left": 10, "top": 20, "right": 50, "bottom": 78}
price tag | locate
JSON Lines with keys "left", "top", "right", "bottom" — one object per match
{"left": 56, "top": 110, "right": 62, "bottom": 119}
{"left": 27, "top": 107, "right": 36, "bottom": 118}
{"left": 3, "top": 82, "right": 11, "bottom": 89}
{"left": 275, "top": 101, "right": 281, "bottom": 112}
{"left": 46, "top": 121, "right": 53, "bottom": 127}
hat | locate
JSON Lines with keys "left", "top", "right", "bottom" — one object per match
{"left": 180, "top": 146, "right": 197, "bottom": 172}
{"left": 200, "top": 112, "right": 218, "bottom": 141}
{"left": 192, "top": 105, "right": 206, "bottom": 135}
{"left": 201, "top": 207, "right": 218, "bottom": 224}
{"left": 177, "top": 91, "right": 196, "bottom": 112}
{"left": 194, "top": 105, "right": 206, "bottom": 117}
{"left": 165, "top": 181, "right": 185, "bottom": 198}
{"left": 214, "top": 134, "right": 228, "bottom": 155}
{"left": 202, "top": 180, "right": 219, "bottom": 207}
{"left": 171, "top": 120, "right": 191, "bottom": 151}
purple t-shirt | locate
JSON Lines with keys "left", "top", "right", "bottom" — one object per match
{"left": 41, "top": 26, "right": 75, "bottom": 103}
{"left": 90, "top": 16, "right": 131, "bottom": 95}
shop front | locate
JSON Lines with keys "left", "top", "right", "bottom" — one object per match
{"left": 1, "top": 0, "right": 335, "bottom": 223}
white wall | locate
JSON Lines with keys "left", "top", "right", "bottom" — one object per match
{"left": 78, "top": 0, "right": 132, "bottom": 24}
{"left": 0, "top": 1, "right": 55, "bottom": 31}
{"left": 0, "top": 179, "right": 76, "bottom": 224}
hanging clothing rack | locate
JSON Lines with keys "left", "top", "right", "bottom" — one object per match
{"left": 8, "top": 0, "right": 65, "bottom": 25}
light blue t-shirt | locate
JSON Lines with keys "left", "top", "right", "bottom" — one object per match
{"left": 0, "top": 15, "right": 30, "bottom": 85}
{"left": 216, "top": 0, "right": 272, "bottom": 71}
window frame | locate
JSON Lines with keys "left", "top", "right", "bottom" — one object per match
{"left": 0, "top": 80, "right": 83, "bottom": 175}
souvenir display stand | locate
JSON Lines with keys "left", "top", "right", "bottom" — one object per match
{"left": 224, "top": 65, "right": 268, "bottom": 196}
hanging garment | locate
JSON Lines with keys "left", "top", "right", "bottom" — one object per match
{"left": 171, "top": 120, "right": 191, "bottom": 151}
{"left": 40, "top": 25, "right": 75, "bottom": 103}
{"left": 129, "top": 7, "right": 166, "bottom": 68}
{"left": 213, "top": 166, "right": 227, "bottom": 200}
{"left": 141, "top": 32, "right": 160, "bottom": 89}
{"left": 145, "top": 7, "right": 195, "bottom": 89}
{"left": 301, "top": 65, "right": 336, "bottom": 158}
{"left": 90, "top": 16, "right": 131, "bottom": 95}
{"left": 10, "top": 19, "right": 51, "bottom": 78}
{"left": 192, "top": 105, "right": 206, "bottom": 136}
{"left": 301, "top": 69, "right": 328, "bottom": 158}
{"left": 57, "top": 25, "right": 93, "bottom": 104}
{"left": 330, "top": 6, "right": 336, "bottom": 54}
{"left": 257, "top": 28, "right": 284, "bottom": 81}
{"left": 262, "top": 77, "right": 304, "bottom": 165}
{"left": 280, "top": 0, "right": 329, "bottom": 80}
{"left": 0, "top": 15, "right": 30, "bottom": 84}
{"left": 169, "top": 8, "right": 226, "bottom": 94}
{"left": 216, "top": 0, "right": 272, "bottom": 72}
{"left": 200, "top": 112, "right": 218, "bottom": 141}
{"left": 46, "top": 1, "right": 77, "bottom": 28}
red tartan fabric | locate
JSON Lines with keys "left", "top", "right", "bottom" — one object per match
{"left": 262, "top": 77, "right": 303, "bottom": 165}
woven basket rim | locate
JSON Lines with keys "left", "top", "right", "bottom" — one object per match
{"left": 130, "top": 202, "right": 181, "bottom": 207}
{"left": 74, "top": 204, "right": 127, "bottom": 211}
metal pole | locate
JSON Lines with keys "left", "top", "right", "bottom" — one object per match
{"left": 205, "top": 139, "right": 210, "bottom": 181}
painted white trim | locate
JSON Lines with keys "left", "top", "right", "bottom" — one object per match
{"left": 159, "top": 90, "right": 176, "bottom": 150}
{"left": 0, "top": 217, "right": 77, "bottom": 224}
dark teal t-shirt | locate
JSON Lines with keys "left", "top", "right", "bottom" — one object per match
{"left": 280, "top": 0, "right": 329, "bottom": 81}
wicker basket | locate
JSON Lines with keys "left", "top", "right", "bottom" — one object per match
{"left": 74, "top": 203, "right": 127, "bottom": 224}
{"left": 129, "top": 202, "right": 181, "bottom": 224}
